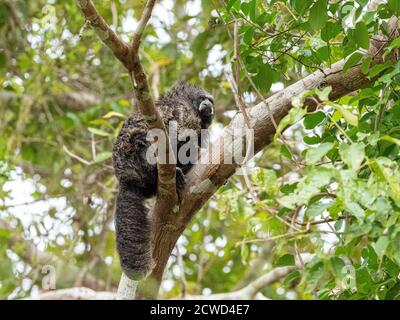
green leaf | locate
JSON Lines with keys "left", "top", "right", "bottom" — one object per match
{"left": 103, "top": 111, "right": 125, "bottom": 119}
{"left": 378, "top": 61, "right": 400, "bottom": 84}
{"left": 380, "top": 135, "right": 400, "bottom": 146}
{"left": 309, "top": 0, "right": 328, "bottom": 30}
{"left": 94, "top": 152, "right": 112, "bottom": 163}
{"left": 361, "top": 56, "right": 372, "bottom": 74}
{"left": 243, "top": 27, "right": 255, "bottom": 45}
{"left": 374, "top": 236, "right": 389, "bottom": 258}
{"left": 280, "top": 144, "right": 292, "bottom": 159}
{"left": 241, "top": 243, "right": 249, "bottom": 265}
{"left": 283, "top": 270, "right": 301, "bottom": 286}
{"left": 304, "top": 135, "right": 321, "bottom": 145}
{"left": 342, "top": 52, "right": 363, "bottom": 74}
{"left": 248, "top": 0, "right": 258, "bottom": 22}
{"left": 329, "top": 102, "right": 358, "bottom": 126}
{"left": 321, "top": 21, "right": 342, "bottom": 42}
{"left": 291, "top": 0, "right": 313, "bottom": 15}
{"left": 240, "top": 2, "right": 250, "bottom": 15}
{"left": 291, "top": 89, "right": 315, "bottom": 108}
{"left": 354, "top": 22, "right": 369, "bottom": 50}
{"left": 89, "top": 119, "right": 113, "bottom": 128}
{"left": 275, "top": 254, "right": 295, "bottom": 266}
{"left": 304, "top": 261, "right": 324, "bottom": 292}
{"left": 315, "top": 86, "right": 332, "bottom": 101}
{"left": 252, "top": 63, "right": 275, "bottom": 93}
{"left": 227, "top": 0, "right": 239, "bottom": 10}
{"left": 346, "top": 202, "right": 364, "bottom": 219}
{"left": 278, "top": 167, "right": 333, "bottom": 209}
{"left": 330, "top": 257, "right": 346, "bottom": 278}
{"left": 339, "top": 143, "right": 365, "bottom": 171}
{"left": 362, "top": 245, "right": 378, "bottom": 271}
{"left": 88, "top": 127, "right": 112, "bottom": 137}
{"left": 316, "top": 46, "right": 330, "bottom": 62}
{"left": 275, "top": 106, "right": 307, "bottom": 137}
{"left": 305, "top": 142, "right": 334, "bottom": 165}
{"left": 264, "top": 170, "right": 279, "bottom": 196}
{"left": 393, "top": 233, "right": 400, "bottom": 265}
{"left": 370, "top": 158, "right": 400, "bottom": 206}
{"left": 356, "top": 267, "right": 372, "bottom": 293}
{"left": 388, "top": 0, "right": 400, "bottom": 14}
{"left": 369, "top": 61, "right": 393, "bottom": 78}
{"left": 305, "top": 201, "right": 331, "bottom": 218}
{"left": 0, "top": 52, "right": 6, "bottom": 69}
{"left": 385, "top": 37, "right": 400, "bottom": 58}
{"left": 304, "top": 111, "right": 326, "bottom": 130}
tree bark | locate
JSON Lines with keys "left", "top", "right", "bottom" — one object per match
{"left": 24, "top": 287, "right": 116, "bottom": 300}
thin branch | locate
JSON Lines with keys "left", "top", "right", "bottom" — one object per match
{"left": 63, "top": 145, "right": 92, "bottom": 166}
{"left": 183, "top": 267, "right": 293, "bottom": 300}
{"left": 77, "top": 0, "right": 130, "bottom": 66}
{"left": 110, "top": 1, "right": 118, "bottom": 31}
{"left": 176, "top": 245, "right": 188, "bottom": 298}
{"left": 242, "top": 266, "right": 295, "bottom": 298}
{"left": 288, "top": 216, "right": 346, "bottom": 226}
{"left": 132, "top": 0, "right": 157, "bottom": 52}
{"left": 77, "top": 0, "right": 179, "bottom": 300}
{"left": 184, "top": 254, "right": 313, "bottom": 300}
{"left": 232, "top": 20, "right": 251, "bottom": 128}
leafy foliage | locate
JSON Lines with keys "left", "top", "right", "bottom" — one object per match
{"left": 0, "top": 0, "right": 400, "bottom": 300}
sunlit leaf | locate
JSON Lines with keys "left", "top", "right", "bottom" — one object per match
{"left": 339, "top": 143, "right": 365, "bottom": 171}
{"left": 305, "top": 142, "right": 334, "bottom": 165}
{"left": 309, "top": 0, "right": 328, "bottom": 30}
{"left": 343, "top": 52, "right": 363, "bottom": 74}
{"left": 88, "top": 127, "right": 112, "bottom": 137}
{"left": 94, "top": 151, "right": 112, "bottom": 163}
{"left": 330, "top": 103, "right": 359, "bottom": 126}
{"left": 354, "top": 22, "right": 369, "bottom": 50}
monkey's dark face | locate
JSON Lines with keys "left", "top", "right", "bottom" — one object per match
{"left": 193, "top": 93, "right": 214, "bottom": 126}
{"left": 162, "top": 82, "right": 215, "bottom": 127}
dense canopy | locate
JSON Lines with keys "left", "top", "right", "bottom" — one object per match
{"left": 1, "top": 0, "right": 400, "bottom": 300}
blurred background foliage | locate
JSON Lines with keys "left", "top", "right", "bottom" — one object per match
{"left": 1, "top": 0, "right": 400, "bottom": 300}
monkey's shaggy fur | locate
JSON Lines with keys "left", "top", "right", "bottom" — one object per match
{"left": 112, "top": 82, "right": 214, "bottom": 280}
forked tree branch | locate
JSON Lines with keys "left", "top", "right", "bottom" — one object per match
{"left": 77, "top": 0, "right": 177, "bottom": 300}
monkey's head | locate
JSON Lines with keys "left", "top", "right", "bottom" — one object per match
{"left": 172, "top": 82, "right": 215, "bottom": 127}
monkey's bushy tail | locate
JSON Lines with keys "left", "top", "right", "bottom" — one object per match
{"left": 115, "top": 183, "right": 153, "bottom": 280}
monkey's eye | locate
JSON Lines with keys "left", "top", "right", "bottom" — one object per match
{"left": 194, "top": 97, "right": 203, "bottom": 108}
